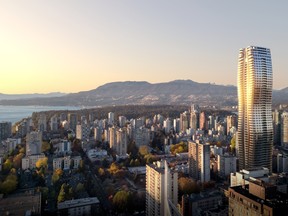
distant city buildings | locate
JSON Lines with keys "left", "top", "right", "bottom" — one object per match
{"left": 68, "top": 113, "right": 77, "bottom": 132}
{"left": 53, "top": 156, "right": 82, "bottom": 171}
{"left": 108, "top": 112, "right": 115, "bottom": 125}
{"left": 76, "top": 122, "right": 90, "bottom": 141}
{"left": 281, "top": 111, "right": 288, "bottom": 148}
{"left": 26, "top": 131, "right": 42, "bottom": 156}
{"left": 0, "top": 121, "right": 12, "bottom": 141}
{"left": 22, "top": 154, "right": 46, "bottom": 170}
{"left": 38, "top": 113, "right": 47, "bottom": 132}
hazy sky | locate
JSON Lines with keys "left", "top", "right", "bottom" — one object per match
{"left": 1, "top": 1, "right": 287, "bottom": 94}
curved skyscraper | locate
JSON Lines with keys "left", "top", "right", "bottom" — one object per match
{"left": 237, "top": 46, "right": 273, "bottom": 171}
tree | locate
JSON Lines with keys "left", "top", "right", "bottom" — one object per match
{"left": 108, "top": 162, "right": 120, "bottom": 175}
{"left": 134, "top": 159, "right": 140, "bottom": 166}
{"left": 13, "top": 153, "right": 24, "bottom": 169}
{"left": 58, "top": 183, "right": 73, "bottom": 203}
{"left": 170, "top": 142, "right": 188, "bottom": 155}
{"left": 0, "top": 174, "right": 18, "bottom": 194}
{"left": 230, "top": 135, "right": 236, "bottom": 153}
{"left": 75, "top": 183, "right": 85, "bottom": 193}
{"left": 178, "top": 177, "right": 200, "bottom": 196}
{"left": 42, "top": 141, "right": 51, "bottom": 152}
{"left": 52, "top": 169, "right": 63, "bottom": 184}
{"left": 98, "top": 167, "right": 106, "bottom": 177}
{"left": 57, "top": 184, "right": 66, "bottom": 203}
{"left": 139, "top": 145, "right": 149, "bottom": 156}
{"left": 112, "top": 190, "right": 132, "bottom": 213}
{"left": 3, "top": 158, "right": 13, "bottom": 173}
{"left": 36, "top": 157, "right": 48, "bottom": 169}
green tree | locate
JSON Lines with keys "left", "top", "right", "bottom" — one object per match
{"left": 42, "top": 141, "right": 51, "bottom": 152}
{"left": 230, "top": 135, "right": 236, "bottom": 153}
{"left": 58, "top": 183, "right": 73, "bottom": 203}
{"left": 134, "top": 159, "right": 140, "bottom": 166}
{"left": 75, "top": 183, "right": 84, "bottom": 193}
{"left": 13, "top": 153, "right": 24, "bottom": 169}
{"left": 3, "top": 158, "right": 13, "bottom": 173}
{"left": 0, "top": 174, "right": 18, "bottom": 194}
{"left": 57, "top": 184, "right": 66, "bottom": 203}
{"left": 113, "top": 190, "right": 132, "bottom": 213}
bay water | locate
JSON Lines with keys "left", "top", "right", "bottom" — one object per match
{"left": 0, "top": 105, "right": 80, "bottom": 124}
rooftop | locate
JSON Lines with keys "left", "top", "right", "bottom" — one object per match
{"left": 230, "top": 185, "right": 288, "bottom": 209}
{"left": 58, "top": 197, "right": 100, "bottom": 209}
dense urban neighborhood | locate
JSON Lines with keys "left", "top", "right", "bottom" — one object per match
{"left": 1, "top": 102, "right": 288, "bottom": 215}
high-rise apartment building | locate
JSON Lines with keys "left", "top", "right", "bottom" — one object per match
{"left": 226, "top": 115, "right": 237, "bottom": 136}
{"left": 38, "top": 114, "right": 47, "bottom": 132}
{"left": 180, "top": 111, "right": 190, "bottom": 132}
{"left": 281, "top": 112, "right": 288, "bottom": 148}
{"left": 146, "top": 161, "right": 179, "bottom": 216}
{"left": 68, "top": 113, "right": 77, "bottom": 132}
{"left": 0, "top": 122, "right": 12, "bottom": 141}
{"left": 199, "top": 112, "right": 206, "bottom": 130}
{"left": 26, "top": 131, "right": 42, "bottom": 156}
{"left": 116, "top": 128, "right": 127, "bottom": 156}
{"left": 188, "top": 140, "right": 210, "bottom": 182}
{"left": 273, "top": 109, "right": 281, "bottom": 145}
{"left": 237, "top": 46, "right": 273, "bottom": 171}
{"left": 50, "top": 115, "right": 58, "bottom": 131}
{"left": 108, "top": 112, "right": 115, "bottom": 125}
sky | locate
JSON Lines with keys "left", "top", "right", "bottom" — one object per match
{"left": 0, "top": 1, "right": 287, "bottom": 94}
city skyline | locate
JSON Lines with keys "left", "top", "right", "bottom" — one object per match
{"left": 1, "top": 1, "right": 288, "bottom": 94}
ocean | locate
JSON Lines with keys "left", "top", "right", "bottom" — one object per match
{"left": 0, "top": 105, "right": 80, "bottom": 124}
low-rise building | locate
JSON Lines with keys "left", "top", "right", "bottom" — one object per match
{"left": 230, "top": 167, "right": 269, "bottom": 187}
{"left": 0, "top": 189, "right": 41, "bottom": 215}
{"left": 217, "top": 154, "right": 237, "bottom": 178}
{"left": 229, "top": 180, "right": 288, "bottom": 215}
{"left": 22, "top": 154, "right": 46, "bottom": 170}
{"left": 181, "top": 191, "right": 223, "bottom": 216}
{"left": 57, "top": 197, "right": 100, "bottom": 216}
{"left": 53, "top": 156, "right": 82, "bottom": 171}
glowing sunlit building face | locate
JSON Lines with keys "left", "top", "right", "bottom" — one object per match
{"left": 237, "top": 46, "right": 273, "bottom": 171}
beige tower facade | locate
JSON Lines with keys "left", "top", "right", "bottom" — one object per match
{"left": 237, "top": 46, "right": 273, "bottom": 171}
{"left": 188, "top": 140, "right": 210, "bottom": 182}
{"left": 146, "top": 161, "right": 178, "bottom": 216}
{"left": 281, "top": 111, "right": 288, "bottom": 148}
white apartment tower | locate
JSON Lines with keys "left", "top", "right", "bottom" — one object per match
{"left": 281, "top": 112, "right": 288, "bottom": 148}
{"left": 116, "top": 128, "right": 127, "bottom": 156}
{"left": 146, "top": 161, "right": 179, "bottom": 216}
{"left": 108, "top": 112, "right": 115, "bottom": 125}
{"left": 38, "top": 114, "right": 47, "bottom": 132}
{"left": 26, "top": 131, "right": 42, "bottom": 156}
{"left": 188, "top": 140, "right": 210, "bottom": 182}
{"left": 237, "top": 46, "right": 273, "bottom": 171}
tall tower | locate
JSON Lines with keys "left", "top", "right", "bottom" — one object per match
{"left": 281, "top": 111, "right": 288, "bottom": 148}
{"left": 188, "top": 140, "right": 210, "bottom": 182}
{"left": 237, "top": 46, "right": 273, "bottom": 171}
{"left": 146, "top": 161, "right": 178, "bottom": 216}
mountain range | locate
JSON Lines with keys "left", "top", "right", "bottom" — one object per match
{"left": 0, "top": 80, "right": 287, "bottom": 107}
